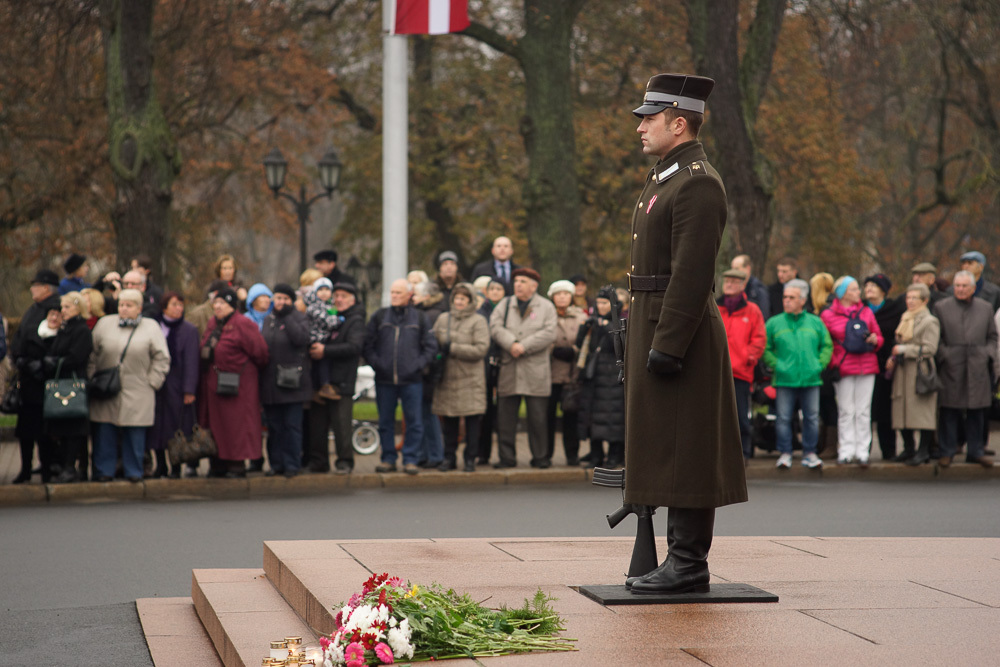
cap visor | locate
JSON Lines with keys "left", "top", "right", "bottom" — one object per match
{"left": 632, "top": 103, "right": 666, "bottom": 118}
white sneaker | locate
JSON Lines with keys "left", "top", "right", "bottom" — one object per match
{"left": 802, "top": 453, "right": 823, "bottom": 468}
{"left": 776, "top": 453, "right": 792, "bottom": 469}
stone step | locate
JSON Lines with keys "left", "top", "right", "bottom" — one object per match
{"left": 137, "top": 597, "right": 223, "bottom": 667}
{"left": 191, "top": 568, "right": 318, "bottom": 667}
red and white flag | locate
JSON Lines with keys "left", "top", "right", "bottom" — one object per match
{"left": 392, "top": 0, "right": 470, "bottom": 35}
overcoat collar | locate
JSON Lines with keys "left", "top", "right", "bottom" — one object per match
{"left": 650, "top": 140, "right": 708, "bottom": 183}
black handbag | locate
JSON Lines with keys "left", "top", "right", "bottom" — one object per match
{"left": 276, "top": 364, "right": 303, "bottom": 389}
{"left": 90, "top": 327, "right": 137, "bottom": 400}
{"left": 215, "top": 364, "right": 243, "bottom": 396}
{"left": 43, "top": 359, "right": 89, "bottom": 420}
{"left": 560, "top": 381, "right": 582, "bottom": 412}
{"left": 1, "top": 375, "right": 22, "bottom": 415}
{"left": 914, "top": 345, "right": 941, "bottom": 395}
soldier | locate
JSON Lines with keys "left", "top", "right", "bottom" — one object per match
{"left": 624, "top": 73, "right": 748, "bottom": 594}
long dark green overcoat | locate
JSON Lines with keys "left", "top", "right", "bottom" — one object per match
{"left": 623, "top": 140, "right": 747, "bottom": 509}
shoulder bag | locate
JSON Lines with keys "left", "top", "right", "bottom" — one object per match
{"left": 1, "top": 372, "right": 20, "bottom": 415}
{"left": 214, "top": 362, "right": 246, "bottom": 396}
{"left": 487, "top": 298, "right": 512, "bottom": 384}
{"left": 276, "top": 364, "right": 303, "bottom": 389}
{"left": 44, "top": 359, "right": 89, "bottom": 420}
{"left": 89, "top": 326, "right": 137, "bottom": 400}
{"left": 914, "top": 345, "right": 941, "bottom": 395}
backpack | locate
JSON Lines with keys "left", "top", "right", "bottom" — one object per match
{"left": 841, "top": 310, "right": 871, "bottom": 354}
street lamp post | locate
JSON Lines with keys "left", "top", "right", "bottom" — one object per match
{"left": 262, "top": 147, "right": 343, "bottom": 273}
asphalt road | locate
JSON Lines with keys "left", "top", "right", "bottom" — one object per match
{"left": 2, "top": 478, "right": 999, "bottom": 665}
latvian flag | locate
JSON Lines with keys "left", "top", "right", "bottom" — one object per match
{"left": 392, "top": 0, "right": 470, "bottom": 35}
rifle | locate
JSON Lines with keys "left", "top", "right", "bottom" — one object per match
{"left": 592, "top": 467, "right": 658, "bottom": 579}
{"left": 601, "top": 284, "right": 627, "bottom": 384}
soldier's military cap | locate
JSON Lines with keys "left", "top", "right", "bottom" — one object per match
{"left": 633, "top": 73, "right": 715, "bottom": 118}
{"left": 910, "top": 262, "right": 937, "bottom": 274}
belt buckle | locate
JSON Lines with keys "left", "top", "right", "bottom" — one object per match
{"left": 627, "top": 273, "right": 632, "bottom": 291}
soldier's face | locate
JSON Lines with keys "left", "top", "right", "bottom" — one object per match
{"left": 637, "top": 111, "right": 679, "bottom": 159}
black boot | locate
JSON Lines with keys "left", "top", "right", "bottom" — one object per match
{"left": 149, "top": 450, "right": 168, "bottom": 478}
{"left": 907, "top": 440, "right": 931, "bottom": 466}
{"left": 631, "top": 507, "right": 715, "bottom": 594}
{"left": 626, "top": 509, "right": 674, "bottom": 589}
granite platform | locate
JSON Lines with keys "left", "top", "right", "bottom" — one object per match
{"left": 138, "top": 536, "right": 1000, "bottom": 666}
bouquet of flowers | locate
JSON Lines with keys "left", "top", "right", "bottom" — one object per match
{"left": 320, "top": 572, "right": 576, "bottom": 666}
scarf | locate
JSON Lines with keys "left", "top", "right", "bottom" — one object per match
{"left": 895, "top": 306, "right": 926, "bottom": 343}
{"left": 37, "top": 319, "right": 59, "bottom": 339}
{"left": 723, "top": 295, "right": 743, "bottom": 314}
{"left": 118, "top": 316, "right": 141, "bottom": 328}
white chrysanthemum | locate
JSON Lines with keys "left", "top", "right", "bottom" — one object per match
{"left": 376, "top": 604, "right": 390, "bottom": 624}
{"left": 386, "top": 627, "right": 414, "bottom": 659}
{"left": 388, "top": 616, "right": 398, "bottom": 628}
{"left": 325, "top": 639, "right": 345, "bottom": 666}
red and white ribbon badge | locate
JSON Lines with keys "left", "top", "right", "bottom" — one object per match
{"left": 646, "top": 194, "right": 658, "bottom": 214}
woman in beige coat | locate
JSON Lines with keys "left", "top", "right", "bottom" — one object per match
{"left": 88, "top": 289, "right": 171, "bottom": 481}
{"left": 886, "top": 283, "right": 940, "bottom": 466}
{"left": 432, "top": 283, "right": 490, "bottom": 472}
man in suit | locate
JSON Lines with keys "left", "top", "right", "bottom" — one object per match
{"left": 471, "top": 236, "right": 519, "bottom": 295}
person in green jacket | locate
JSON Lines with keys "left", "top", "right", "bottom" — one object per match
{"left": 764, "top": 279, "right": 833, "bottom": 469}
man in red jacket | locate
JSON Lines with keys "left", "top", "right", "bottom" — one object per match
{"left": 717, "top": 269, "right": 766, "bottom": 465}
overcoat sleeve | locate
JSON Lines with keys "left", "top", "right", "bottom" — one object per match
{"left": 242, "top": 319, "right": 270, "bottom": 367}
{"left": 519, "top": 299, "right": 557, "bottom": 355}
{"left": 449, "top": 314, "right": 490, "bottom": 362}
{"left": 283, "top": 311, "right": 312, "bottom": 348}
{"left": 652, "top": 176, "right": 728, "bottom": 358}
{"left": 181, "top": 324, "right": 200, "bottom": 395}
{"left": 490, "top": 298, "right": 517, "bottom": 351}
{"left": 146, "top": 323, "right": 172, "bottom": 391}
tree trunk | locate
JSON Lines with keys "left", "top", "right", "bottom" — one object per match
{"left": 100, "top": 0, "right": 179, "bottom": 280}
{"left": 463, "top": 0, "right": 587, "bottom": 282}
{"left": 686, "top": 0, "right": 786, "bottom": 272}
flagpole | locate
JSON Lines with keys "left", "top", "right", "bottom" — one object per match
{"left": 382, "top": 0, "right": 409, "bottom": 307}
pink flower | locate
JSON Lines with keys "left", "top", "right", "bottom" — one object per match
{"left": 334, "top": 609, "right": 344, "bottom": 629}
{"left": 349, "top": 593, "right": 363, "bottom": 608}
{"left": 319, "top": 636, "right": 331, "bottom": 649}
{"left": 374, "top": 642, "right": 394, "bottom": 664}
{"left": 344, "top": 641, "right": 366, "bottom": 667}
{"left": 386, "top": 577, "right": 405, "bottom": 589}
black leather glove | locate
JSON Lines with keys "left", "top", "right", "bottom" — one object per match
{"left": 25, "top": 359, "right": 44, "bottom": 379}
{"left": 43, "top": 356, "right": 59, "bottom": 374}
{"left": 647, "top": 348, "right": 683, "bottom": 375}
{"left": 441, "top": 341, "right": 452, "bottom": 356}
{"left": 552, "top": 346, "right": 576, "bottom": 362}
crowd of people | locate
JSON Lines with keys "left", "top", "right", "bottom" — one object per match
{"left": 726, "top": 251, "right": 999, "bottom": 470}
{"left": 1, "top": 240, "right": 998, "bottom": 484}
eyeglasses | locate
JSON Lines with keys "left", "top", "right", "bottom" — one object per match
{"left": 122, "top": 281, "right": 143, "bottom": 287}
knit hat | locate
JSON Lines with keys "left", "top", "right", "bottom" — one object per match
{"left": 31, "top": 269, "right": 60, "bottom": 287}
{"left": 215, "top": 287, "right": 238, "bottom": 308}
{"left": 313, "top": 249, "right": 338, "bottom": 263}
{"left": 63, "top": 253, "right": 86, "bottom": 275}
{"left": 273, "top": 283, "right": 296, "bottom": 300}
{"left": 313, "top": 277, "right": 334, "bottom": 291}
{"left": 568, "top": 273, "right": 587, "bottom": 285}
{"left": 436, "top": 250, "right": 459, "bottom": 268}
{"left": 833, "top": 276, "right": 857, "bottom": 300}
{"left": 547, "top": 279, "right": 576, "bottom": 298}
{"left": 332, "top": 282, "right": 358, "bottom": 297}
{"left": 863, "top": 273, "right": 891, "bottom": 296}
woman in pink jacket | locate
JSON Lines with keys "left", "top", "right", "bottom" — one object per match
{"left": 821, "top": 276, "right": 883, "bottom": 466}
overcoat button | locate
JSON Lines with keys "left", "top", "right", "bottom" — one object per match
{"left": 633, "top": 233, "right": 638, "bottom": 240}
